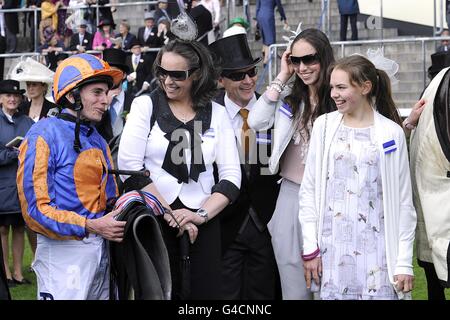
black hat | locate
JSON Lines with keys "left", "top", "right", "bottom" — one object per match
{"left": 428, "top": 51, "right": 450, "bottom": 78}
{"left": 97, "top": 19, "right": 116, "bottom": 29}
{"left": 103, "top": 48, "right": 130, "bottom": 74}
{"left": 129, "top": 38, "right": 141, "bottom": 49}
{"left": 0, "top": 79, "right": 25, "bottom": 95}
{"left": 209, "top": 34, "right": 261, "bottom": 72}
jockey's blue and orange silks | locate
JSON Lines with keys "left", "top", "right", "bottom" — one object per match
{"left": 17, "top": 114, "right": 118, "bottom": 240}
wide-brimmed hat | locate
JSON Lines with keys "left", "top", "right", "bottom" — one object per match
{"left": 0, "top": 80, "right": 25, "bottom": 95}
{"left": 102, "top": 48, "right": 130, "bottom": 74}
{"left": 428, "top": 51, "right": 450, "bottom": 78}
{"left": 98, "top": 19, "right": 116, "bottom": 29}
{"left": 209, "top": 34, "right": 261, "bottom": 71}
{"left": 10, "top": 58, "right": 55, "bottom": 84}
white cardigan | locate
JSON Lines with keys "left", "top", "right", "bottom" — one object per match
{"left": 118, "top": 95, "right": 241, "bottom": 209}
{"left": 298, "top": 110, "right": 417, "bottom": 285}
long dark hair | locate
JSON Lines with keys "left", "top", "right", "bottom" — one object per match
{"left": 284, "top": 28, "right": 336, "bottom": 138}
{"left": 330, "top": 55, "right": 402, "bottom": 126}
{"left": 153, "top": 39, "right": 219, "bottom": 110}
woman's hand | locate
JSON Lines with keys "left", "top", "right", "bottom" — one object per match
{"left": 278, "top": 48, "right": 294, "bottom": 83}
{"left": 171, "top": 208, "right": 203, "bottom": 227}
{"left": 394, "top": 274, "right": 414, "bottom": 293}
{"left": 180, "top": 222, "right": 198, "bottom": 244}
{"left": 303, "top": 256, "right": 322, "bottom": 290}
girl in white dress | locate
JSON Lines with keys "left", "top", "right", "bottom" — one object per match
{"left": 299, "top": 55, "right": 416, "bottom": 300}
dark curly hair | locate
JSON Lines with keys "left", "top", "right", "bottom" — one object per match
{"left": 153, "top": 39, "right": 220, "bottom": 110}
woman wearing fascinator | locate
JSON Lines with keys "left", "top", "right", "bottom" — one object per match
{"left": 118, "top": 13, "right": 241, "bottom": 299}
{"left": 299, "top": 54, "right": 416, "bottom": 300}
{"left": 248, "top": 28, "right": 336, "bottom": 300}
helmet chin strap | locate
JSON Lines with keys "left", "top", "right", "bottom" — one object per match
{"left": 71, "top": 88, "right": 83, "bottom": 153}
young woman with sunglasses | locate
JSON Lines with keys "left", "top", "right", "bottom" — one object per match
{"left": 248, "top": 28, "right": 336, "bottom": 300}
{"left": 118, "top": 39, "right": 241, "bottom": 300}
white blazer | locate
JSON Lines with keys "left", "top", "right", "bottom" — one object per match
{"left": 118, "top": 95, "right": 241, "bottom": 209}
{"left": 298, "top": 110, "right": 417, "bottom": 287}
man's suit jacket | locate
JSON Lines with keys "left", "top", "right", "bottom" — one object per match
{"left": 137, "top": 25, "right": 163, "bottom": 48}
{"left": 121, "top": 32, "right": 137, "bottom": 51}
{"left": 125, "top": 54, "right": 154, "bottom": 93}
{"left": 69, "top": 32, "right": 93, "bottom": 51}
{"left": 214, "top": 92, "right": 281, "bottom": 252}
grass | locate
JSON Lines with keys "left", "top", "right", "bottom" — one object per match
{"left": 5, "top": 234, "right": 450, "bottom": 300}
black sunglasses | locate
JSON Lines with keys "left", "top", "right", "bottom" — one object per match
{"left": 155, "top": 65, "right": 197, "bottom": 81}
{"left": 289, "top": 53, "right": 320, "bottom": 66}
{"left": 223, "top": 67, "right": 258, "bottom": 81}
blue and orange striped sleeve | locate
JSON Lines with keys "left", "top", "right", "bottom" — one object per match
{"left": 17, "top": 134, "right": 87, "bottom": 240}
{"left": 103, "top": 140, "right": 119, "bottom": 201}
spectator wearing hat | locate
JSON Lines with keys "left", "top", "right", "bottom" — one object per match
{"left": 125, "top": 39, "right": 154, "bottom": 96}
{"left": 69, "top": 20, "right": 93, "bottom": 53}
{"left": 115, "top": 20, "right": 137, "bottom": 51}
{"left": 96, "top": 48, "right": 133, "bottom": 142}
{"left": 0, "top": 79, "right": 34, "bottom": 287}
{"left": 12, "top": 58, "right": 57, "bottom": 122}
{"left": 209, "top": 34, "right": 281, "bottom": 299}
{"left": 138, "top": 10, "right": 159, "bottom": 48}
{"left": 93, "top": 18, "right": 118, "bottom": 52}
{"left": 222, "top": 18, "right": 249, "bottom": 38}
{"left": 11, "top": 58, "right": 57, "bottom": 259}
{"left": 154, "top": 0, "right": 172, "bottom": 24}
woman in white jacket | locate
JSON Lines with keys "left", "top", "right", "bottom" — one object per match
{"left": 247, "top": 28, "right": 336, "bottom": 299}
{"left": 299, "top": 55, "right": 416, "bottom": 300}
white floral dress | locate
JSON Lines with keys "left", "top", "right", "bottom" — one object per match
{"left": 320, "top": 124, "right": 397, "bottom": 300}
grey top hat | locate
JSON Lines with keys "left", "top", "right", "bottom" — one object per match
{"left": 145, "top": 11, "right": 155, "bottom": 20}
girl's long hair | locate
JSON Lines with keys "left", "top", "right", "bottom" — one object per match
{"left": 330, "top": 55, "right": 402, "bottom": 126}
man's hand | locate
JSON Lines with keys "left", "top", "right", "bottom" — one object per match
{"left": 85, "top": 209, "right": 126, "bottom": 242}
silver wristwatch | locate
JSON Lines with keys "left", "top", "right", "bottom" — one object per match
{"left": 196, "top": 208, "right": 208, "bottom": 224}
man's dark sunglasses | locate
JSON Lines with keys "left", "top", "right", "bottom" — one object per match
{"left": 223, "top": 67, "right": 258, "bottom": 81}
{"left": 155, "top": 65, "right": 197, "bottom": 81}
{"left": 289, "top": 53, "right": 320, "bottom": 66}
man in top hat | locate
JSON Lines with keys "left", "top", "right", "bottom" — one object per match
{"left": 96, "top": 48, "right": 133, "bottom": 142}
{"left": 69, "top": 20, "right": 93, "bottom": 53}
{"left": 125, "top": 39, "right": 154, "bottom": 96}
{"left": 209, "top": 34, "right": 281, "bottom": 299}
{"left": 137, "top": 11, "right": 160, "bottom": 48}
